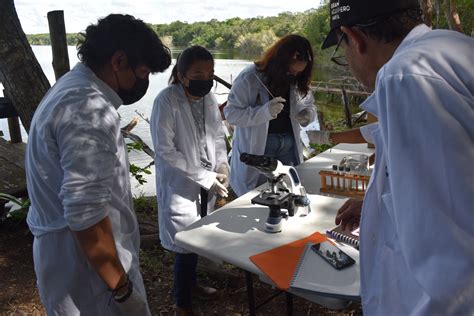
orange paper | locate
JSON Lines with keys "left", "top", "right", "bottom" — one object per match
{"left": 250, "top": 232, "right": 328, "bottom": 290}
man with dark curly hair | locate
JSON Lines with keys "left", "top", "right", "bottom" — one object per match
{"left": 25, "top": 14, "right": 171, "bottom": 315}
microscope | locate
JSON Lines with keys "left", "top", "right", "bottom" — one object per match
{"left": 240, "top": 153, "right": 311, "bottom": 233}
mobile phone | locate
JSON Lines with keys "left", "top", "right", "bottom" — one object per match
{"left": 311, "top": 241, "right": 355, "bottom": 270}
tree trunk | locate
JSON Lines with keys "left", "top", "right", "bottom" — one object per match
{"left": 0, "top": 0, "right": 50, "bottom": 132}
{"left": 422, "top": 0, "right": 434, "bottom": 27}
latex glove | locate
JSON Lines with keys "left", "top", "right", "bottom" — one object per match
{"left": 306, "top": 130, "right": 331, "bottom": 144}
{"left": 210, "top": 173, "right": 229, "bottom": 198}
{"left": 216, "top": 164, "right": 230, "bottom": 187}
{"left": 113, "top": 283, "right": 150, "bottom": 316}
{"left": 267, "top": 97, "right": 286, "bottom": 118}
{"left": 294, "top": 108, "right": 312, "bottom": 127}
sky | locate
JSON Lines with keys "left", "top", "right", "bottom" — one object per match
{"left": 14, "top": 0, "right": 322, "bottom": 34}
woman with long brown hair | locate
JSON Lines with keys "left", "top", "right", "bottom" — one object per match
{"left": 224, "top": 34, "right": 316, "bottom": 196}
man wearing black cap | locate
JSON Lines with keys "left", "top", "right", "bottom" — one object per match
{"left": 321, "top": 0, "right": 474, "bottom": 314}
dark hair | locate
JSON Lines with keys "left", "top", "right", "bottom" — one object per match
{"left": 254, "top": 34, "right": 314, "bottom": 96}
{"left": 350, "top": 9, "right": 423, "bottom": 44}
{"left": 77, "top": 14, "right": 171, "bottom": 73}
{"left": 169, "top": 45, "right": 214, "bottom": 85}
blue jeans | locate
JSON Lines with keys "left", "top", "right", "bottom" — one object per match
{"left": 173, "top": 252, "right": 198, "bottom": 308}
{"left": 264, "top": 133, "right": 298, "bottom": 166}
{"left": 256, "top": 133, "right": 298, "bottom": 187}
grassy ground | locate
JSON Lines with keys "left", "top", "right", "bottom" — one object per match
{"left": 0, "top": 197, "right": 363, "bottom": 316}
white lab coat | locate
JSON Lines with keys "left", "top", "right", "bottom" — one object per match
{"left": 151, "top": 84, "right": 229, "bottom": 253}
{"left": 224, "top": 64, "right": 316, "bottom": 196}
{"left": 26, "top": 63, "right": 149, "bottom": 315}
{"left": 359, "top": 25, "right": 474, "bottom": 315}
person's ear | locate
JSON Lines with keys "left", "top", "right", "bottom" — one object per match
{"left": 341, "top": 26, "right": 367, "bottom": 55}
{"left": 110, "top": 50, "right": 128, "bottom": 72}
{"left": 178, "top": 72, "right": 187, "bottom": 85}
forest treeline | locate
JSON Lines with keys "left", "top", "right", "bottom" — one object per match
{"left": 26, "top": 0, "right": 473, "bottom": 57}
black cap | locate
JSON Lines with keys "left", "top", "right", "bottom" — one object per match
{"left": 321, "top": 0, "right": 420, "bottom": 49}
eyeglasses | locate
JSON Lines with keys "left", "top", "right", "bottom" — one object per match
{"left": 330, "top": 33, "right": 348, "bottom": 66}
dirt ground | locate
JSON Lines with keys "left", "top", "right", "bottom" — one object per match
{"left": 0, "top": 199, "right": 362, "bottom": 316}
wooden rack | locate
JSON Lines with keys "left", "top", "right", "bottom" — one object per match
{"left": 319, "top": 170, "right": 370, "bottom": 198}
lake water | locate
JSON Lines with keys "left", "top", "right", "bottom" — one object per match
{"left": 0, "top": 46, "right": 253, "bottom": 196}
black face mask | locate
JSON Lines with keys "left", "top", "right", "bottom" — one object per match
{"left": 115, "top": 71, "right": 149, "bottom": 105}
{"left": 286, "top": 73, "right": 297, "bottom": 85}
{"left": 186, "top": 79, "right": 213, "bottom": 98}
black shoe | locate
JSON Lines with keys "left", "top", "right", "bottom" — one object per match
{"left": 175, "top": 306, "right": 194, "bottom": 316}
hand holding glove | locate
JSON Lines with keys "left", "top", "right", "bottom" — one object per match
{"left": 216, "top": 164, "right": 230, "bottom": 187}
{"left": 210, "top": 173, "right": 229, "bottom": 198}
{"left": 267, "top": 97, "right": 286, "bottom": 118}
{"left": 294, "top": 108, "right": 312, "bottom": 127}
{"left": 306, "top": 130, "right": 331, "bottom": 144}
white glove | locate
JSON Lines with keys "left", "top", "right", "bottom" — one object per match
{"left": 267, "top": 97, "right": 286, "bottom": 118}
{"left": 294, "top": 108, "right": 312, "bottom": 127}
{"left": 210, "top": 173, "right": 229, "bottom": 197}
{"left": 216, "top": 164, "right": 230, "bottom": 187}
{"left": 306, "top": 130, "right": 331, "bottom": 144}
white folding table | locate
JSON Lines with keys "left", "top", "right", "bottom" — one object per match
{"left": 175, "top": 144, "right": 374, "bottom": 314}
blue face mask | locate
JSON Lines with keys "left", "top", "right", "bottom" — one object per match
{"left": 186, "top": 79, "right": 214, "bottom": 97}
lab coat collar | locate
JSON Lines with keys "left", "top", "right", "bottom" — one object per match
{"left": 173, "top": 83, "right": 216, "bottom": 162}
{"left": 393, "top": 24, "right": 431, "bottom": 59}
{"left": 72, "top": 63, "right": 123, "bottom": 109}
{"left": 173, "top": 83, "right": 201, "bottom": 144}
{"left": 360, "top": 24, "right": 431, "bottom": 117}
{"left": 360, "top": 92, "right": 378, "bottom": 116}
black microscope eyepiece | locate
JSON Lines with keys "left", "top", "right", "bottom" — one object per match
{"left": 240, "top": 153, "right": 278, "bottom": 172}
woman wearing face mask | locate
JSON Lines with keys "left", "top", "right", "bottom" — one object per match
{"left": 150, "top": 45, "right": 229, "bottom": 316}
{"left": 224, "top": 34, "right": 316, "bottom": 197}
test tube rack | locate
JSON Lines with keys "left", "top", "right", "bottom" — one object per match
{"left": 319, "top": 170, "right": 370, "bottom": 197}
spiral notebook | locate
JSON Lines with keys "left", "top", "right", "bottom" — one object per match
{"left": 290, "top": 242, "right": 360, "bottom": 300}
{"left": 249, "top": 232, "right": 328, "bottom": 290}
{"left": 325, "top": 226, "right": 360, "bottom": 248}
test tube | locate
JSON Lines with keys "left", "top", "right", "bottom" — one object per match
{"left": 331, "top": 165, "right": 337, "bottom": 189}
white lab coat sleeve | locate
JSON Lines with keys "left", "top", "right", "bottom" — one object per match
{"left": 152, "top": 93, "right": 216, "bottom": 190}
{"left": 56, "top": 99, "right": 118, "bottom": 231}
{"left": 360, "top": 122, "right": 378, "bottom": 144}
{"left": 224, "top": 73, "right": 274, "bottom": 127}
{"left": 377, "top": 73, "right": 474, "bottom": 313}
{"left": 294, "top": 91, "right": 317, "bottom": 123}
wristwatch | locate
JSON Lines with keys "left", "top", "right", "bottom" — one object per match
{"left": 111, "top": 275, "right": 134, "bottom": 303}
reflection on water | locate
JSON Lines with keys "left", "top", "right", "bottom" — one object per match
{"left": 0, "top": 46, "right": 253, "bottom": 196}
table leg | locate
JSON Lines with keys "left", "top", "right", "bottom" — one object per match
{"left": 245, "top": 271, "right": 256, "bottom": 316}
{"left": 285, "top": 292, "right": 294, "bottom": 316}
{"left": 0, "top": 200, "right": 7, "bottom": 220}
